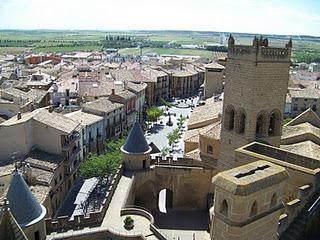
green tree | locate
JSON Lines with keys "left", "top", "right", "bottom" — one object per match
{"left": 166, "top": 128, "right": 180, "bottom": 150}
{"left": 146, "top": 107, "right": 164, "bottom": 124}
{"left": 160, "top": 147, "right": 170, "bottom": 158}
{"left": 79, "top": 153, "right": 118, "bottom": 181}
{"left": 177, "top": 115, "right": 187, "bottom": 129}
{"left": 79, "top": 137, "right": 126, "bottom": 181}
{"left": 160, "top": 97, "right": 173, "bottom": 109}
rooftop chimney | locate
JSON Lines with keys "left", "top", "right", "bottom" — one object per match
{"left": 112, "top": 88, "right": 115, "bottom": 95}
{"left": 17, "top": 112, "right": 21, "bottom": 120}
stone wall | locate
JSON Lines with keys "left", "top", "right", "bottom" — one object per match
{"left": 48, "top": 227, "right": 146, "bottom": 240}
{"left": 219, "top": 41, "right": 291, "bottom": 171}
{"left": 204, "top": 68, "right": 224, "bottom": 99}
{"left": 278, "top": 184, "right": 316, "bottom": 235}
{"left": 235, "top": 144, "right": 319, "bottom": 201}
{"left": 130, "top": 165, "right": 216, "bottom": 211}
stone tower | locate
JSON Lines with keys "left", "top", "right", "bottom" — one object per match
{"left": 6, "top": 169, "right": 47, "bottom": 240}
{"left": 218, "top": 35, "right": 292, "bottom": 170}
{"left": 211, "top": 160, "right": 288, "bottom": 240}
{"left": 204, "top": 62, "right": 225, "bottom": 99}
{"left": 121, "top": 121, "right": 151, "bottom": 170}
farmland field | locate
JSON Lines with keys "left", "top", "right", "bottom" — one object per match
{"left": 119, "top": 47, "right": 214, "bottom": 58}
{"left": 0, "top": 30, "right": 319, "bottom": 62}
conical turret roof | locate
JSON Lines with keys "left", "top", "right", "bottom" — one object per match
{"left": 122, "top": 121, "right": 151, "bottom": 154}
{"left": 6, "top": 170, "right": 46, "bottom": 228}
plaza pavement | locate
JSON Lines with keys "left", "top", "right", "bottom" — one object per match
{"left": 146, "top": 97, "right": 199, "bottom": 158}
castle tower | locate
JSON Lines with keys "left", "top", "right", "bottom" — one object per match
{"left": 204, "top": 62, "right": 225, "bottom": 99}
{"left": 211, "top": 160, "right": 288, "bottom": 240}
{"left": 6, "top": 169, "right": 47, "bottom": 240}
{"left": 121, "top": 121, "right": 151, "bottom": 170}
{"left": 218, "top": 35, "right": 292, "bottom": 170}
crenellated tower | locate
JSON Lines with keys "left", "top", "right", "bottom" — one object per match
{"left": 218, "top": 35, "right": 292, "bottom": 171}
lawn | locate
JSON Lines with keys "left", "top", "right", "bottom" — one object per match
{"left": 33, "top": 45, "right": 102, "bottom": 53}
{"left": 119, "top": 47, "right": 214, "bottom": 59}
{"left": 0, "top": 47, "right": 31, "bottom": 54}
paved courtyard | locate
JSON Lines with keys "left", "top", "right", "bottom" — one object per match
{"left": 146, "top": 96, "right": 199, "bottom": 158}
{"left": 152, "top": 209, "right": 210, "bottom": 240}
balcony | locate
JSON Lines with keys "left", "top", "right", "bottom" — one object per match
{"left": 97, "top": 133, "right": 103, "bottom": 141}
{"left": 64, "top": 159, "right": 81, "bottom": 177}
{"left": 67, "top": 146, "right": 81, "bottom": 162}
{"left": 62, "top": 132, "right": 80, "bottom": 149}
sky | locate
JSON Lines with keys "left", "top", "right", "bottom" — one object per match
{"left": 0, "top": 0, "right": 319, "bottom": 36}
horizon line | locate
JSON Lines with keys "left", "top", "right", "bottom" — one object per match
{"left": 0, "top": 28, "right": 319, "bottom": 38}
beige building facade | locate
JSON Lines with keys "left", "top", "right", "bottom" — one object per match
{"left": 204, "top": 62, "right": 225, "bottom": 99}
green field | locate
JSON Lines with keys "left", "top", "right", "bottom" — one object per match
{"left": 0, "top": 47, "right": 31, "bottom": 54}
{"left": 119, "top": 47, "right": 214, "bottom": 58}
{"left": 33, "top": 45, "right": 102, "bottom": 53}
{"left": 0, "top": 30, "right": 319, "bottom": 63}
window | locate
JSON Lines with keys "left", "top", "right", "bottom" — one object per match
{"left": 256, "top": 114, "right": 265, "bottom": 136}
{"left": 268, "top": 110, "right": 282, "bottom": 136}
{"left": 236, "top": 110, "right": 246, "bottom": 134}
{"left": 207, "top": 145, "right": 213, "bottom": 154}
{"left": 54, "top": 178, "right": 57, "bottom": 186}
{"left": 220, "top": 199, "right": 228, "bottom": 216}
{"left": 312, "top": 105, "right": 317, "bottom": 112}
{"left": 89, "top": 131, "right": 92, "bottom": 141}
{"left": 270, "top": 193, "right": 277, "bottom": 208}
{"left": 250, "top": 201, "right": 258, "bottom": 217}
{"left": 34, "top": 231, "right": 40, "bottom": 240}
{"left": 239, "top": 112, "right": 246, "bottom": 134}
{"left": 224, "top": 105, "right": 235, "bottom": 131}
{"left": 293, "top": 104, "right": 298, "bottom": 111}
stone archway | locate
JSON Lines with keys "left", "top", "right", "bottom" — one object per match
{"left": 158, "top": 188, "right": 173, "bottom": 213}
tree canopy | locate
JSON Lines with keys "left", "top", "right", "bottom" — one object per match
{"left": 146, "top": 107, "right": 164, "bottom": 123}
{"left": 166, "top": 128, "right": 180, "bottom": 150}
{"left": 79, "top": 137, "right": 126, "bottom": 180}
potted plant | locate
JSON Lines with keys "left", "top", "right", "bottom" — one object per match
{"left": 124, "top": 216, "right": 134, "bottom": 230}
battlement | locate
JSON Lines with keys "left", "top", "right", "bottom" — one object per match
{"left": 150, "top": 155, "right": 204, "bottom": 168}
{"left": 227, "top": 35, "right": 292, "bottom": 62}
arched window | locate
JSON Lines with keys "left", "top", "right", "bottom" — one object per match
{"left": 207, "top": 145, "right": 213, "bottom": 154}
{"left": 235, "top": 109, "right": 246, "bottom": 134}
{"left": 250, "top": 201, "right": 258, "bottom": 217}
{"left": 270, "top": 193, "right": 277, "bottom": 208}
{"left": 224, "top": 105, "right": 235, "bottom": 131}
{"left": 268, "top": 110, "right": 282, "bottom": 136}
{"left": 256, "top": 112, "right": 268, "bottom": 137}
{"left": 220, "top": 199, "right": 228, "bottom": 216}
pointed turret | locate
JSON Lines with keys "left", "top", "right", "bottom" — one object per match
{"left": 6, "top": 170, "right": 47, "bottom": 240}
{"left": 121, "top": 121, "right": 151, "bottom": 170}
{"left": 7, "top": 170, "right": 46, "bottom": 228}
{"left": 122, "top": 121, "right": 151, "bottom": 154}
